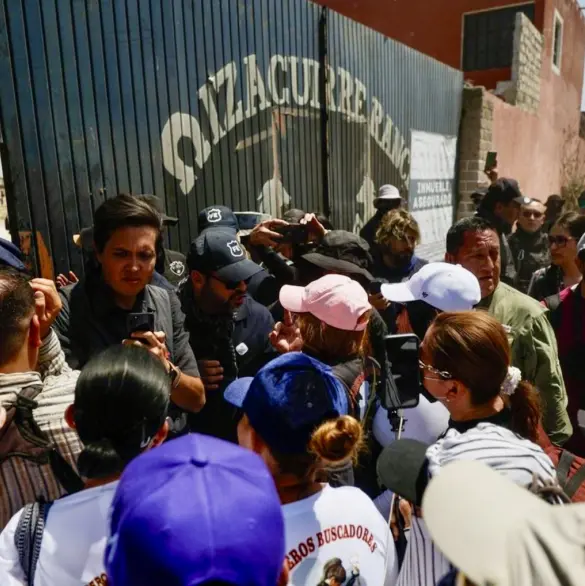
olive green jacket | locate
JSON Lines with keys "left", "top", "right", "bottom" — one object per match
{"left": 477, "top": 282, "right": 572, "bottom": 446}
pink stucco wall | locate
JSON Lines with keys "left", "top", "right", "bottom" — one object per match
{"left": 491, "top": 0, "right": 585, "bottom": 201}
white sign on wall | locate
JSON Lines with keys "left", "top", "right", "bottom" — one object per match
{"left": 409, "top": 131, "right": 457, "bottom": 261}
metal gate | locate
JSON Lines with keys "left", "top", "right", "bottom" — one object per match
{"left": 0, "top": 0, "right": 462, "bottom": 277}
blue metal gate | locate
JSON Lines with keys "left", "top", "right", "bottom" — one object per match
{"left": 0, "top": 0, "right": 462, "bottom": 276}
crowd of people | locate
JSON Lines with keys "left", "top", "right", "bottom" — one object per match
{"left": 0, "top": 177, "right": 583, "bottom": 585}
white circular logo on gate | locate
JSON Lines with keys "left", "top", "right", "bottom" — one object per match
{"left": 227, "top": 240, "right": 243, "bottom": 257}
{"left": 206, "top": 208, "right": 222, "bottom": 223}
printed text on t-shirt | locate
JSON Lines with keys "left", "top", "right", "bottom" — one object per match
{"left": 286, "top": 524, "right": 378, "bottom": 570}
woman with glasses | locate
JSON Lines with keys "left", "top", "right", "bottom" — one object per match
{"left": 528, "top": 212, "right": 585, "bottom": 301}
{"left": 379, "top": 310, "right": 558, "bottom": 586}
{"left": 418, "top": 310, "right": 542, "bottom": 443}
{"left": 0, "top": 346, "right": 170, "bottom": 586}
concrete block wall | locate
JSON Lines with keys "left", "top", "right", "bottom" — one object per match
{"left": 506, "top": 12, "right": 544, "bottom": 113}
{"left": 457, "top": 87, "right": 494, "bottom": 218}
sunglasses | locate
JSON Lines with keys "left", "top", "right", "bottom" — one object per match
{"left": 418, "top": 359, "right": 452, "bottom": 380}
{"left": 548, "top": 235, "right": 573, "bottom": 248}
{"left": 210, "top": 275, "right": 242, "bottom": 290}
{"left": 522, "top": 210, "right": 543, "bottom": 219}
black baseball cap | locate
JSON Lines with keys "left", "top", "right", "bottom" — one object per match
{"left": 377, "top": 439, "right": 430, "bottom": 507}
{"left": 187, "top": 229, "right": 262, "bottom": 283}
{"left": 134, "top": 194, "right": 179, "bottom": 226}
{"left": 301, "top": 230, "right": 374, "bottom": 281}
{"left": 198, "top": 206, "right": 239, "bottom": 233}
{"left": 483, "top": 179, "right": 531, "bottom": 208}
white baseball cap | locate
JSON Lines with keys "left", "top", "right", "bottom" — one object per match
{"left": 380, "top": 262, "right": 481, "bottom": 311}
{"left": 374, "top": 184, "right": 401, "bottom": 202}
{"left": 423, "top": 459, "right": 585, "bottom": 586}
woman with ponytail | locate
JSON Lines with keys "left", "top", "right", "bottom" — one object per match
{"left": 0, "top": 345, "right": 170, "bottom": 586}
{"left": 377, "top": 311, "right": 561, "bottom": 586}
{"left": 224, "top": 352, "right": 398, "bottom": 585}
{"left": 420, "top": 310, "right": 542, "bottom": 442}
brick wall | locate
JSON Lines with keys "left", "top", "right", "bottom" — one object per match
{"left": 457, "top": 87, "right": 494, "bottom": 218}
{"left": 504, "top": 12, "right": 544, "bottom": 113}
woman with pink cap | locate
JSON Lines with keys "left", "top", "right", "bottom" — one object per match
{"left": 273, "top": 274, "right": 373, "bottom": 420}
{"left": 271, "top": 274, "right": 379, "bottom": 492}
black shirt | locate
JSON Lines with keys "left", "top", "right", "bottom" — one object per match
{"left": 447, "top": 408, "right": 512, "bottom": 435}
{"left": 54, "top": 275, "right": 200, "bottom": 377}
{"left": 179, "top": 282, "right": 276, "bottom": 441}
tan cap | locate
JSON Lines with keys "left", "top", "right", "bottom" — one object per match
{"left": 423, "top": 460, "right": 585, "bottom": 586}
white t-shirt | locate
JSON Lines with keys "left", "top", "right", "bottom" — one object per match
{"left": 373, "top": 396, "right": 449, "bottom": 447}
{"left": 282, "top": 484, "right": 398, "bottom": 585}
{"left": 0, "top": 482, "right": 117, "bottom": 586}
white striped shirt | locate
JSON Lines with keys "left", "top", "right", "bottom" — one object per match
{"left": 397, "top": 424, "right": 558, "bottom": 586}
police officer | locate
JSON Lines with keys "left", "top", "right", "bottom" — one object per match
{"left": 178, "top": 228, "right": 276, "bottom": 441}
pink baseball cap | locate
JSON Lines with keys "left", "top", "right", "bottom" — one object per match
{"left": 279, "top": 274, "right": 371, "bottom": 331}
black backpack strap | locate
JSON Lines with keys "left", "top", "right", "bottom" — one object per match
{"left": 557, "top": 450, "right": 575, "bottom": 485}
{"left": 564, "top": 462, "right": 585, "bottom": 500}
{"left": 14, "top": 501, "right": 53, "bottom": 586}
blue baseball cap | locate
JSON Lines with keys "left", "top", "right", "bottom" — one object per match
{"left": 105, "top": 434, "right": 285, "bottom": 586}
{"left": 224, "top": 352, "right": 349, "bottom": 454}
{"left": 198, "top": 205, "right": 239, "bottom": 233}
{"left": 0, "top": 238, "right": 25, "bottom": 271}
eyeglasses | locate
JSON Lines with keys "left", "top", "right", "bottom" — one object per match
{"left": 548, "top": 235, "right": 573, "bottom": 248}
{"left": 418, "top": 360, "right": 452, "bottom": 380}
{"left": 522, "top": 210, "right": 543, "bottom": 219}
{"left": 210, "top": 275, "right": 242, "bottom": 290}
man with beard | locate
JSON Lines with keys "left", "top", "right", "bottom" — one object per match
{"left": 445, "top": 216, "right": 572, "bottom": 446}
{"left": 372, "top": 208, "right": 427, "bottom": 283}
{"left": 360, "top": 184, "right": 403, "bottom": 252}
{"left": 178, "top": 229, "right": 276, "bottom": 441}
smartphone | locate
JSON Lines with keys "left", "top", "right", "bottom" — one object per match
{"left": 368, "top": 280, "right": 383, "bottom": 295}
{"left": 384, "top": 334, "right": 422, "bottom": 410}
{"left": 126, "top": 312, "right": 155, "bottom": 336}
{"left": 485, "top": 151, "right": 498, "bottom": 171}
{"left": 276, "top": 223, "right": 309, "bottom": 245}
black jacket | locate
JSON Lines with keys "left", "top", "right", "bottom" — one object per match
{"left": 528, "top": 265, "right": 565, "bottom": 301}
{"left": 476, "top": 207, "right": 517, "bottom": 287}
{"left": 360, "top": 210, "right": 386, "bottom": 250}
{"left": 178, "top": 280, "right": 276, "bottom": 441}
{"left": 508, "top": 227, "right": 550, "bottom": 294}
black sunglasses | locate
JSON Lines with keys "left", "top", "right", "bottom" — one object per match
{"left": 210, "top": 274, "right": 242, "bottom": 290}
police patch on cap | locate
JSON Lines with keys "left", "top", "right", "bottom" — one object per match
{"left": 207, "top": 208, "right": 222, "bottom": 223}
{"left": 227, "top": 240, "right": 244, "bottom": 258}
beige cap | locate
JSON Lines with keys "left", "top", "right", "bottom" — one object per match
{"left": 422, "top": 460, "right": 585, "bottom": 586}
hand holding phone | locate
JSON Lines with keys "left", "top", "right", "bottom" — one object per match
{"left": 126, "top": 312, "right": 155, "bottom": 337}
{"left": 275, "top": 223, "right": 310, "bottom": 245}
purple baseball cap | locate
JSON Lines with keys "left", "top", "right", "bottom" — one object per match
{"left": 224, "top": 352, "right": 349, "bottom": 454}
{"left": 105, "top": 434, "right": 285, "bottom": 586}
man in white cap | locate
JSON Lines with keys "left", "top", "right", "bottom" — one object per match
{"left": 360, "top": 184, "right": 403, "bottom": 251}
{"left": 371, "top": 263, "right": 482, "bottom": 516}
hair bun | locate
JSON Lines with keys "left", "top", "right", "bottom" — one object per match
{"left": 309, "top": 415, "right": 364, "bottom": 464}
